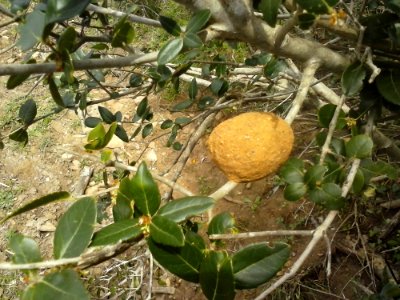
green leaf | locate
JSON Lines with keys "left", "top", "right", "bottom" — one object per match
{"left": 351, "top": 169, "right": 365, "bottom": 194}
{"left": 200, "top": 251, "right": 235, "bottom": 300}
{"left": 131, "top": 162, "right": 160, "bottom": 216}
{"left": 84, "top": 117, "right": 102, "bottom": 128}
{"left": 17, "top": 9, "right": 46, "bottom": 51}
{"left": 232, "top": 243, "right": 290, "bottom": 289}
{"left": 279, "top": 158, "right": 305, "bottom": 184}
{"left": 10, "top": 0, "right": 30, "bottom": 13}
{"left": 10, "top": 234, "right": 42, "bottom": 264}
{"left": 112, "top": 177, "right": 135, "bottom": 221}
{"left": 159, "top": 15, "right": 181, "bottom": 36}
{"left": 386, "top": 0, "right": 400, "bottom": 14}
{"left": 115, "top": 125, "right": 129, "bottom": 142}
{"left": 173, "top": 141, "right": 183, "bottom": 151}
{"left": 309, "top": 183, "right": 344, "bottom": 210}
{"left": 264, "top": 57, "right": 286, "bottom": 78}
{"left": 22, "top": 269, "right": 89, "bottom": 300}
{"left": 297, "top": 0, "right": 339, "bottom": 14}
{"left": 345, "top": 135, "right": 373, "bottom": 159}
{"left": 111, "top": 17, "right": 135, "bottom": 48}
{"left": 1, "top": 191, "right": 70, "bottom": 223}
{"left": 284, "top": 182, "right": 307, "bottom": 201}
{"left": 376, "top": 69, "right": 400, "bottom": 105}
{"left": 198, "top": 96, "right": 215, "bottom": 109}
{"left": 90, "top": 219, "right": 142, "bottom": 246}
{"left": 150, "top": 215, "right": 184, "bottom": 247}
{"left": 171, "top": 99, "right": 194, "bottom": 111}
{"left": 208, "top": 212, "right": 236, "bottom": 235}
{"left": 318, "top": 104, "right": 347, "bottom": 129}
{"left": 183, "top": 33, "right": 203, "bottom": 48}
{"left": 158, "top": 38, "right": 183, "bottom": 65}
{"left": 188, "top": 78, "right": 198, "bottom": 100}
{"left": 19, "top": 99, "right": 37, "bottom": 126}
{"left": 210, "top": 78, "right": 229, "bottom": 96}
{"left": 129, "top": 74, "right": 143, "bottom": 87}
{"left": 258, "top": 0, "right": 282, "bottom": 27}
{"left": 7, "top": 59, "right": 35, "bottom": 89}
{"left": 148, "top": 234, "right": 204, "bottom": 283}
{"left": 98, "top": 106, "right": 116, "bottom": 124}
{"left": 136, "top": 97, "right": 148, "bottom": 117}
{"left": 48, "top": 76, "right": 66, "bottom": 107}
{"left": 157, "top": 196, "right": 215, "bottom": 223}
{"left": 298, "top": 13, "right": 316, "bottom": 29}
{"left": 360, "top": 159, "right": 398, "bottom": 183}
{"left": 161, "top": 119, "right": 174, "bottom": 129}
{"left": 54, "top": 197, "right": 97, "bottom": 258}
{"left": 304, "top": 165, "right": 328, "bottom": 188}
{"left": 57, "top": 27, "right": 77, "bottom": 52}
{"left": 45, "top": 0, "right": 91, "bottom": 25}
{"left": 142, "top": 123, "right": 153, "bottom": 138}
{"left": 175, "top": 117, "right": 191, "bottom": 125}
{"left": 186, "top": 9, "right": 211, "bottom": 33}
{"left": 342, "top": 61, "right": 366, "bottom": 96}
{"left": 9, "top": 128, "right": 28, "bottom": 145}
{"left": 85, "top": 122, "right": 117, "bottom": 150}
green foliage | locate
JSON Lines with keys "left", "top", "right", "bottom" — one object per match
{"left": 258, "top": 0, "right": 282, "bottom": 27}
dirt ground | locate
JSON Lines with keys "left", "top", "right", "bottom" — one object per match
{"left": 0, "top": 14, "right": 382, "bottom": 300}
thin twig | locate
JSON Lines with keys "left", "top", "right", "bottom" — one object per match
{"left": 209, "top": 230, "right": 314, "bottom": 240}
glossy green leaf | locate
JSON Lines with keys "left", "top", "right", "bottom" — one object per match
{"left": 48, "top": 76, "right": 66, "bottom": 107}
{"left": 279, "top": 158, "right": 305, "bottom": 184}
{"left": 304, "top": 165, "right": 328, "bottom": 188}
{"left": 309, "top": 183, "right": 344, "bottom": 210}
{"left": 57, "top": 27, "right": 76, "bottom": 52}
{"left": 19, "top": 99, "right": 37, "bottom": 126}
{"left": 54, "top": 197, "right": 97, "bottom": 258}
{"left": 85, "top": 122, "right": 117, "bottom": 150}
{"left": 129, "top": 74, "right": 143, "bottom": 87}
{"left": 150, "top": 215, "right": 184, "bottom": 247}
{"left": 183, "top": 33, "right": 203, "bottom": 48}
{"left": 115, "top": 125, "right": 129, "bottom": 142}
{"left": 173, "top": 141, "right": 183, "bottom": 151}
{"left": 157, "top": 196, "right": 215, "bottom": 223}
{"left": 318, "top": 104, "right": 347, "bottom": 129}
{"left": 141, "top": 123, "right": 153, "bottom": 138}
{"left": 98, "top": 106, "right": 115, "bottom": 124}
{"left": 376, "top": 69, "right": 400, "bottom": 105}
{"left": 297, "top": 0, "right": 339, "bottom": 14}
{"left": 84, "top": 117, "right": 102, "bottom": 128}
{"left": 90, "top": 219, "right": 142, "bottom": 246}
{"left": 171, "top": 99, "right": 194, "bottom": 111}
{"left": 342, "top": 61, "right": 366, "bottom": 96}
{"left": 111, "top": 17, "right": 135, "bottom": 48}
{"left": 284, "top": 182, "right": 307, "bottom": 201}
{"left": 112, "top": 177, "right": 135, "bottom": 221}
{"left": 200, "top": 251, "right": 235, "bottom": 300}
{"left": 159, "top": 15, "right": 181, "bottom": 36}
{"left": 158, "top": 38, "right": 183, "bottom": 65}
{"left": 9, "top": 128, "right": 28, "bottom": 145}
{"left": 188, "top": 78, "right": 198, "bottom": 100}
{"left": 1, "top": 191, "right": 70, "bottom": 223}
{"left": 10, "top": 234, "right": 42, "bottom": 264}
{"left": 131, "top": 162, "right": 160, "bottom": 216}
{"left": 136, "top": 97, "right": 148, "bottom": 117}
{"left": 258, "top": 0, "right": 282, "bottom": 27}
{"left": 208, "top": 212, "right": 236, "bottom": 235}
{"left": 232, "top": 243, "right": 290, "bottom": 289}
{"left": 17, "top": 9, "right": 45, "bottom": 51}
{"left": 161, "top": 119, "right": 174, "bottom": 129}
{"left": 148, "top": 233, "right": 204, "bottom": 283}
{"left": 22, "top": 269, "right": 89, "bottom": 300}
{"left": 45, "top": 0, "right": 91, "bottom": 24}
{"left": 360, "top": 159, "right": 398, "bottom": 183}
{"left": 186, "top": 9, "right": 211, "bottom": 33}
{"left": 345, "top": 135, "right": 373, "bottom": 159}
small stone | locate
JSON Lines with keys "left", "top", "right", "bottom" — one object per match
{"left": 107, "top": 135, "right": 125, "bottom": 149}
{"left": 61, "top": 153, "right": 74, "bottom": 160}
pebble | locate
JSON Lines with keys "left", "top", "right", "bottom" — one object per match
{"left": 38, "top": 221, "right": 56, "bottom": 232}
{"left": 61, "top": 153, "right": 74, "bottom": 160}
